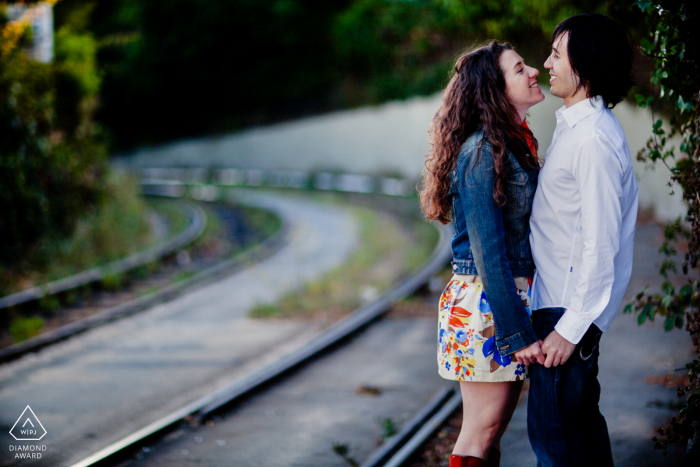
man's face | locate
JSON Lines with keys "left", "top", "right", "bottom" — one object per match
{"left": 544, "top": 32, "right": 580, "bottom": 103}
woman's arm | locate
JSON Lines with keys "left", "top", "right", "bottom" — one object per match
{"left": 460, "top": 143, "right": 539, "bottom": 356}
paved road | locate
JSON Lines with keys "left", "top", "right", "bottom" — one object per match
{"left": 0, "top": 190, "right": 359, "bottom": 467}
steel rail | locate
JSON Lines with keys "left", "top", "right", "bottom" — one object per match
{"left": 67, "top": 215, "right": 452, "bottom": 467}
{"left": 0, "top": 201, "right": 206, "bottom": 310}
{"left": 359, "top": 384, "right": 457, "bottom": 467}
{"left": 380, "top": 390, "right": 463, "bottom": 467}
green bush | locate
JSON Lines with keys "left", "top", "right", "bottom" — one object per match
{"left": 0, "top": 171, "right": 152, "bottom": 295}
{"left": 0, "top": 3, "right": 106, "bottom": 269}
{"left": 9, "top": 316, "right": 44, "bottom": 343}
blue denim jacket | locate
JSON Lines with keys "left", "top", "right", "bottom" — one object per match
{"left": 448, "top": 130, "right": 539, "bottom": 356}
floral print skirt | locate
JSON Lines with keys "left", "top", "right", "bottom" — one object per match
{"left": 437, "top": 275, "right": 531, "bottom": 382}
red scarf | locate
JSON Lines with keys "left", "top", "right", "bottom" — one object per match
{"left": 521, "top": 120, "right": 537, "bottom": 157}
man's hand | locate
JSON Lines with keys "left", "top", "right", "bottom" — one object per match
{"left": 513, "top": 340, "right": 546, "bottom": 365}
{"left": 541, "top": 330, "right": 576, "bottom": 368}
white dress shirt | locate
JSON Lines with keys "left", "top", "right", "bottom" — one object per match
{"left": 529, "top": 96, "right": 639, "bottom": 344}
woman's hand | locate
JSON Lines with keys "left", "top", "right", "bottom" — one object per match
{"left": 513, "top": 340, "right": 546, "bottom": 365}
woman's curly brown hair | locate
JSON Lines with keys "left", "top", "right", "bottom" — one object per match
{"left": 419, "top": 41, "right": 538, "bottom": 224}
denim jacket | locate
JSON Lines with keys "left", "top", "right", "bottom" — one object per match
{"left": 448, "top": 130, "right": 539, "bottom": 356}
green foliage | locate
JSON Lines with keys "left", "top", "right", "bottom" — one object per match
{"left": 101, "top": 272, "right": 123, "bottom": 291}
{"left": 75, "top": 0, "right": 639, "bottom": 147}
{"left": 0, "top": 1, "right": 106, "bottom": 269}
{"left": 249, "top": 302, "right": 282, "bottom": 318}
{"left": 89, "top": 0, "right": 352, "bottom": 147}
{"left": 0, "top": 172, "right": 152, "bottom": 296}
{"left": 54, "top": 26, "right": 101, "bottom": 133}
{"left": 9, "top": 316, "right": 44, "bottom": 343}
{"left": 378, "top": 417, "right": 397, "bottom": 441}
{"left": 38, "top": 292, "right": 60, "bottom": 312}
{"left": 625, "top": 0, "right": 700, "bottom": 456}
{"left": 332, "top": 0, "right": 612, "bottom": 105}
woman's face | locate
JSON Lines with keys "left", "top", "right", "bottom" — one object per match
{"left": 500, "top": 49, "right": 545, "bottom": 122}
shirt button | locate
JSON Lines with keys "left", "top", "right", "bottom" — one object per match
{"left": 500, "top": 345, "right": 509, "bottom": 350}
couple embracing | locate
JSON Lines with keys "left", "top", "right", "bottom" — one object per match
{"left": 420, "top": 13, "right": 638, "bottom": 467}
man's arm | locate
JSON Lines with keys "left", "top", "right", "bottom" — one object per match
{"left": 546, "top": 135, "right": 625, "bottom": 366}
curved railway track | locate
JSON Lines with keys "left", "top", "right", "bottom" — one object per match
{"left": 0, "top": 198, "right": 287, "bottom": 365}
{"left": 65, "top": 194, "right": 452, "bottom": 467}
{"left": 0, "top": 201, "right": 206, "bottom": 311}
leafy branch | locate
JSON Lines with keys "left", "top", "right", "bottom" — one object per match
{"left": 624, "top": 0, "right": 700, "bottom": 458}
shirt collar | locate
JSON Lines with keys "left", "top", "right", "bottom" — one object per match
{"left": 555, "top": 96, "right": 605, "bottom": 128}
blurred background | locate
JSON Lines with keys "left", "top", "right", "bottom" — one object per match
{"left": 0, "top": 0, "right": 656, "bottom": 294}
{"left": 1, "top": 1, "right": 697, "bottom": 466}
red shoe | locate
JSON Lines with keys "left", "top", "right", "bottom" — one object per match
{"left": 449, "top": 454, "right": 487, "bottom": 467}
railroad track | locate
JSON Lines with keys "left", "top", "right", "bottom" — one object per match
{"left": 66, "top": 194, "right": 453, "bottom": 467}
{"left": 0, "top": 201, "right": 206, "bottom": 311}
{"left": 0, "top": 197, "right": 288, "bottom": 365}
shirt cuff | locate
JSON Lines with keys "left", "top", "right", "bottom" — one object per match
{"left": 495, "top": 324, "right": 539, "bottom": 356}
{"left": 554, "top": 309, "right": 590, "bottom": 344}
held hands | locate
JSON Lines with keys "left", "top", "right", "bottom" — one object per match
{"left": 540, "top": 330, "right": 576, "bottom": 368}
{"left": 513, "top": 340, "right": 546, "bottom": 365}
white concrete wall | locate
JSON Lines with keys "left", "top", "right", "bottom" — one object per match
{"left": 117, "top": 88, "right": 686, "bottom": 222}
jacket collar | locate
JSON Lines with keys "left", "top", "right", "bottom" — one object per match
{"left": 556, "top": 96, "right": 605, "bottom": 128}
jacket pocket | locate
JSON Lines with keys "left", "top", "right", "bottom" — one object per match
{"left": 503, "top": 166, "right": 529, "bottom": 219}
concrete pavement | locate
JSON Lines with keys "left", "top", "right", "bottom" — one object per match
{"left": 500, "top": 222, "right": 694, "bottom": 466}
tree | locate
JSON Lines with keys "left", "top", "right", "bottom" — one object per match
{"left": 625, "top": 0, "right": 700, "bottom": 461}
{"left": 0, "top": 0, "right": 105, "bottom": 268}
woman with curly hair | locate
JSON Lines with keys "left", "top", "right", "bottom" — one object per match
{"left": 420, "top": 41, "right": 547, "bottom": 467}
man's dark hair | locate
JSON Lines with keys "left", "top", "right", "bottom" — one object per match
{"left": 553, "top": 13, "right": 634, "bottom": 108}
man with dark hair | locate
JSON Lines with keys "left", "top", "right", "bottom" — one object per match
{"left": 526, "top": 13, "right": 639, "bottom": 465}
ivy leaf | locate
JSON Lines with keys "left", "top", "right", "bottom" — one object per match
{"left": 637, "top": 0, "right": 652, "bottom": 12}
{"left": 662, "top": 293, "right": 673, "bottom": 308}
{"left": 636, "top": 93, "right": 648, "bottom": 108}
{"left": 677, "top": 95, "right": 694, "bottom": 113}
{"left": 664, "top": 316, "right": 675, "bottom": 331}
{"left": 675, "top": 314, "right": 684, "bottom": 329}
{"left": 638, "top": 307, "right": 648, "bottom": 325}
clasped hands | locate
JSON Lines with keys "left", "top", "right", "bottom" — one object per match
{"left": 513, "top": 330, "right": 576, "bottom": 368}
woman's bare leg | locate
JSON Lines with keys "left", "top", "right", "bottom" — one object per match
{"left": 452, "top": 380, "right": 524, "bottom": 459}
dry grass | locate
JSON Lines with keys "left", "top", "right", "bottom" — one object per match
{"left": 250, "top": 206, "right": 438, "bottom": 322}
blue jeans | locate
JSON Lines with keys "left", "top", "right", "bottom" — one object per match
{"left": 527, "top": 308, "right": 613, "bottom": 467}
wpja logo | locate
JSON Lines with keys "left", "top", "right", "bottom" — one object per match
{"left": 9, "top": 406, "right": 46, "bottom": 441}
{"left": 8, "top": 406, "right": 47, "bottom": 460}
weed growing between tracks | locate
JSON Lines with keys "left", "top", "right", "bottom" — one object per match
{"left": 250, "top": 205, "right": 438, "bottom": 322}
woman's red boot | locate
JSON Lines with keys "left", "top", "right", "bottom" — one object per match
{"left": 449, "top": 454, "right": 487, "bottom": 467}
